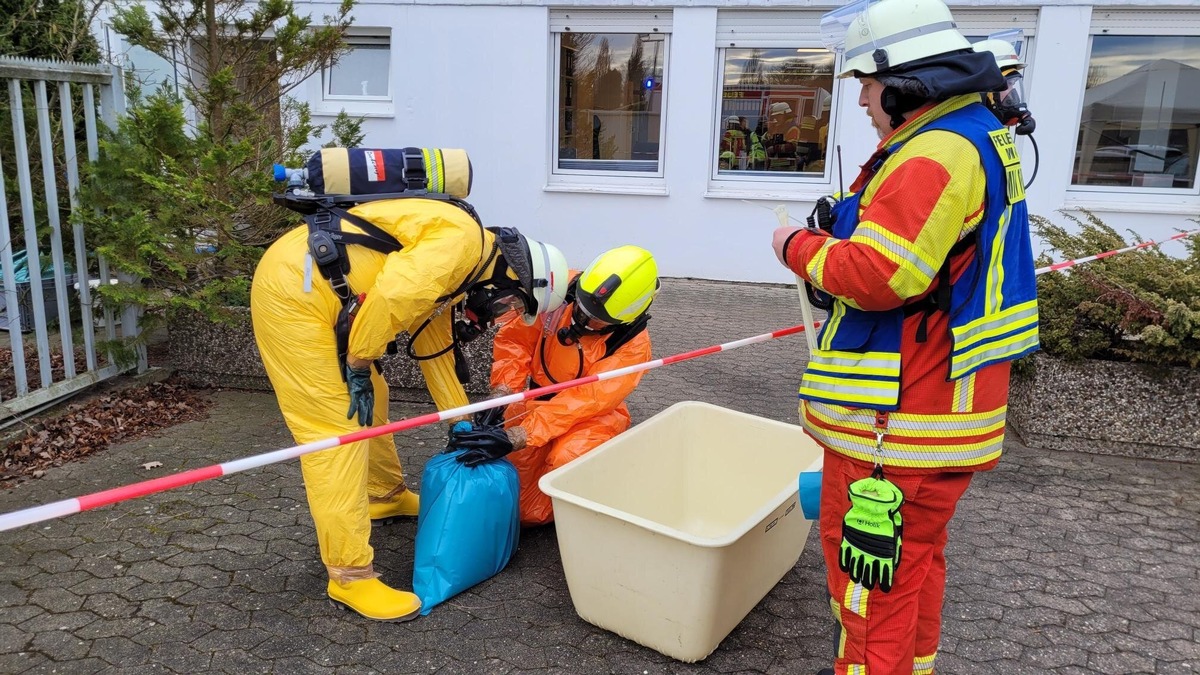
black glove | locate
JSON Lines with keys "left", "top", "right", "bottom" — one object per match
{"left": 474, "top": 404, "right": 507, "bottom": 429}
{"left": 344, "top": 363, "right": 374, "bottom": 427}
{"left": 451, "top": 423, "right": 515, "bottom": 468}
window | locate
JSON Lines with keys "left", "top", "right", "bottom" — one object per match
{"left": 105, "top": 26, "right": 180, "bottom": 97}
{"left": 551, "top": 11, "right": 671, "bottom": 177}
{"left": 1073, "top": 35, "right": 1200, "bottom": 191}
{"left": 716, "top": 48, "right": 835, "bottom": 177}
{"left": 710, "top": 11, "right": 842, "bottom": 188}
{"left": 124, "top": 44, "right": 179, "bottom": 95}
{"left": 325, "top": 35, "right": 391, "bottom": 100}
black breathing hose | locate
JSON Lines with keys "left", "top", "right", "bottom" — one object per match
{"left": 1024, "top": 134, "right": 1039, "bottom": 190}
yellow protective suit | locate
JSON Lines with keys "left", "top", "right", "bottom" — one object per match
{"left": 250, "top": 198, "right": 494, "bottom": 582}
{"left": 490, "top": 300, "right": 652, "bottom": 526}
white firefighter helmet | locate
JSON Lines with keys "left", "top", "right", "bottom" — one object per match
{"left": 769, "top": 102, "right": 793, "bottom": 116}
{"left": 823, "top": 0, "right": 972, "bottom": 78}
{"left": 973, "top": 30, "right": 1025, "bottom": 71}
{"left": 490, "top": 228, "right": 570, "bottom": 325}
{"left": 523, "top": 238, "right": 569, "bottom": 324}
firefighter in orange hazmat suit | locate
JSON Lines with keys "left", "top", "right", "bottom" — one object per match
{"left": 448, "top": 246, "right": 659, "bottom": 526}
{"left": 251, "top": 193, "right": 569, "bottom": 621}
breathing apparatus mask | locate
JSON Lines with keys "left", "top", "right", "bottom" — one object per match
{"left": 454, "top": 280, "right": 527, "bottom": 344}
{"left": 971, "top": 31, "right": 1040, "bottom": 187}
{"left": 970, "top": 31, "right": 1036, "bottom": 137}
{"left": 450, "top": 226, "right": 568, "bottom": 344}
{"left": 989, "top": 69, "right": 1036, "bottom": 136}
{"left": 556, "top": 298, "right": 619, "bottom": 347}
{"left": 451, "top": 241, "right": 526, "bottom": 344}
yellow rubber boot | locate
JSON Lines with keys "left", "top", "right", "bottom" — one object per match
{"left": 327, "top": 578, "right": 422, "bottom": 622}
{"left": 368, "top": 489, "right": 420, "bottom": 523}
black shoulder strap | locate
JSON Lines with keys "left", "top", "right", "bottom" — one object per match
{"left": 602, "top": 313, "right": 650, "bottom": 360}
{"left": 304, "top": 205, "right": 404, "bottom": 300}
{"left": 325, "top": 206, "right": 403, "bottom": 254}
{"left": 908, "top": 229, "right": 980, "bottom": 342}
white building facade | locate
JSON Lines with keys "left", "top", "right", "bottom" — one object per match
{"left": 106, "top": 1, "right": 1200, "bottom": 282}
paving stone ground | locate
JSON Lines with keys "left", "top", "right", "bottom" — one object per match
{"left": 1, "top": 278, "right": 1198, "bottom": 674}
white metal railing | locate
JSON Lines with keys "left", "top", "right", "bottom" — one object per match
{"left": 0, "top": 55, "right": 142, "bottom": 421}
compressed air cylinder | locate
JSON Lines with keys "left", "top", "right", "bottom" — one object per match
{"left": 306, "top": 147, "right": 473, "bottom": 199}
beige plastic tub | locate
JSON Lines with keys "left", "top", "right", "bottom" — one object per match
{"left": 539, "top": 401, "right": 824, "bottom": 662}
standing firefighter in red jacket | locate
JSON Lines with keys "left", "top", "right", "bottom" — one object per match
{"left": 772, "top": 0, "right": 1038, "bottom": 673}
{"left": 448, "top": 246, "right": 658, "bottom": 526}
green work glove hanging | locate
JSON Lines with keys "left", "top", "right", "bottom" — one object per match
{"left": 839, "top": 470, "right": 904, "bottom": 592}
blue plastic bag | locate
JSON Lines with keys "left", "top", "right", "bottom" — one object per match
{"left": 412, "top": 422, "right": 520, "bottom": 615}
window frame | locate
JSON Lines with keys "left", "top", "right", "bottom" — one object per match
{"left": 706, "top": 10, "right": 845, "bottom": 196}
{"left": 1068, "top": 28, "right": 1200, "bottom": 198}
{"left": 708, "top": 45, "right": 841, "bottom": 189}
{"left": 322, "top": 34, "right": 392, "bottom": 103}
{"left": 104, "top": 24, "right": 182, "bottom": 98}
{"left": 547, "top": 10, "right": 673, "bottom": 192}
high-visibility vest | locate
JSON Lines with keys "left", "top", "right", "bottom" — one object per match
{"left": 750, "top": 132, "right": 766, "bottom": 161}
{"left": 798, "top": 103, "right": 1038, "bottom": 412}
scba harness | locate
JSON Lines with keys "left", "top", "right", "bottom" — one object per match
{"left": 273, "top": 147, "right": 487, "bottom": 381}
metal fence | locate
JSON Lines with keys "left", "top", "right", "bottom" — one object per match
{"left": 0, "top": 55, "right": 143, "bottom": 422}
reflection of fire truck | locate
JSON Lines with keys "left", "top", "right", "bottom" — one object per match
{"left": 722, "top": 86, "right": 831, "bottom": 170}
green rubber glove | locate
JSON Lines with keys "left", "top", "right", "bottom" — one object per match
{"left": 343, "top": 363, "right": 374, "bottom": 427}
{"left": 839, "top": 474, "right": 904, "bottom": 592}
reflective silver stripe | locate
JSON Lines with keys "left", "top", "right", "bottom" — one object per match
{"left": 955, "top": 372, "right": 974, "bottom": 413}
{"left": 986, "top": 206, "right": 1012, "bottom": 314}
{"left": 800, "top": 377, "right": 899, "bottom": 403}
{"left": 803, "top": 421, "right": 1004, "bottom": 464}
{"left": 810, "top": 351, "right": 900, "bottom": 373}
{"left": 820, "top": 302, "right": 846, "bottom": 351}
{"left": 534, "top": 241, "right": 553, "bottom": 312}
{"left": 844, "top": 21, "right": 960, "bottom": 60}
{"left": 953, "top": 302, "right": 1039, "bottom": 350}
{"left": 848, "top": 583, "right": 868, "bottom": 617}
{"left": 855, "top": 227, "right": 937, "bottom": 282}
{"left": 951, "top": 331, "right": 1040, "bottom": 378}
{"left": 806, "top": 401, "right": 1005, "bottom": 433}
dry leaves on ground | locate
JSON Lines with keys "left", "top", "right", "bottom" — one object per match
{"left": 0, "top": 346, "right": 97, "bottom": 400}
{"left": 1, "top": 381, "right": 212, "bottom": 488}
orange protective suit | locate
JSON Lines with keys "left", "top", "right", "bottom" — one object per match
{"left": 489, "top": 301, "right": 652, "bottom": 526}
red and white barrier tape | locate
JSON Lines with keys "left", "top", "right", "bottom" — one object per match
{"left": 0, "top": 324, "right": 811, "bottom": 532}
{"left": 3, "top": 228, "right": 1198, "bottom": 532}
{"left": 1035, "top": 229, "right": 1199, "bottom": 275}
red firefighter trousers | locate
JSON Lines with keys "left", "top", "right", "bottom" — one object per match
{"left": 820, "top": 450, "right": 974, "bottom": 675}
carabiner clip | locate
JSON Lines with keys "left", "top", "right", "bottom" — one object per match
{"left": 872, "top": 411, "right": 889, "bottom": 471}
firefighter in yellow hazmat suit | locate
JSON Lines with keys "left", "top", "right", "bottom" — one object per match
{"left": 448, "top": 246, "right": 659, "bottom": 526}
{"left": 251, "top": 192, "right": 569, "bottom": 621}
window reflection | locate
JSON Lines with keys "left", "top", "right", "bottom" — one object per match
{"left": 327, "top": 42, "right": 391, "bottom": 99}
{"left": 1074, "top": 35, "right": 1200, "bottom": 190}
{"left": 717, "top": 48, "right": 835, "bottom": 176}
{"left": 557, "top": 33, "right": 666, "bottom": 173}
